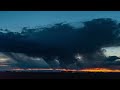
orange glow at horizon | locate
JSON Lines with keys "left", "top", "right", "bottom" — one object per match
{"left": 10, "top": 68, "right": 120, "bottom": 72}
{"left": 80, "top": 68, "right": 120, "bottom": 72}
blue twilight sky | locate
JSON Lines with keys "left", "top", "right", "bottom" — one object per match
{"left": 0, "top": 11, "right": 120, "bottom": 31}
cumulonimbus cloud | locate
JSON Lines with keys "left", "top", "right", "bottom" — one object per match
{"left": 0, "top": 18, "right": 120, "bottom": 69}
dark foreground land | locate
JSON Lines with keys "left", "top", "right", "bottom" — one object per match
{"left": 0, "top": 72, "right": 120, "bottom": 79}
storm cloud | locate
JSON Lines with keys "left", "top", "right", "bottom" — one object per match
{"left": 0, "top": 18, "right": 120, "bottom": 69}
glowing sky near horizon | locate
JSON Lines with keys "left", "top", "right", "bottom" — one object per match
{"left": 104, "top": 47, "right": 120, "bottom": 57}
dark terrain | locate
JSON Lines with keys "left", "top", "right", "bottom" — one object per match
{"left": 0, "top": 72, "right": 120, "bottom": 79}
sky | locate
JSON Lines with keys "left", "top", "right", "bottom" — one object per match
{"left": 0, "top": 11, "right": 120, "bottom": 31}
{"left": 0, "top": 11, "right": 120, "bottom": 70}
{"left": 104, "top": 47, "right": 120, "bottom": 57}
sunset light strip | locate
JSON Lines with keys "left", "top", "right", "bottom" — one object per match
{"left": 10, "top": 68, "right": 120, "bottom": 72}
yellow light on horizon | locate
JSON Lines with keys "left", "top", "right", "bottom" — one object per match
{"left": 80, "top": 68, "right": 120, "bottom": 72}
{"left": 10, "top": 68, "right": 120, "bottom": 72}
